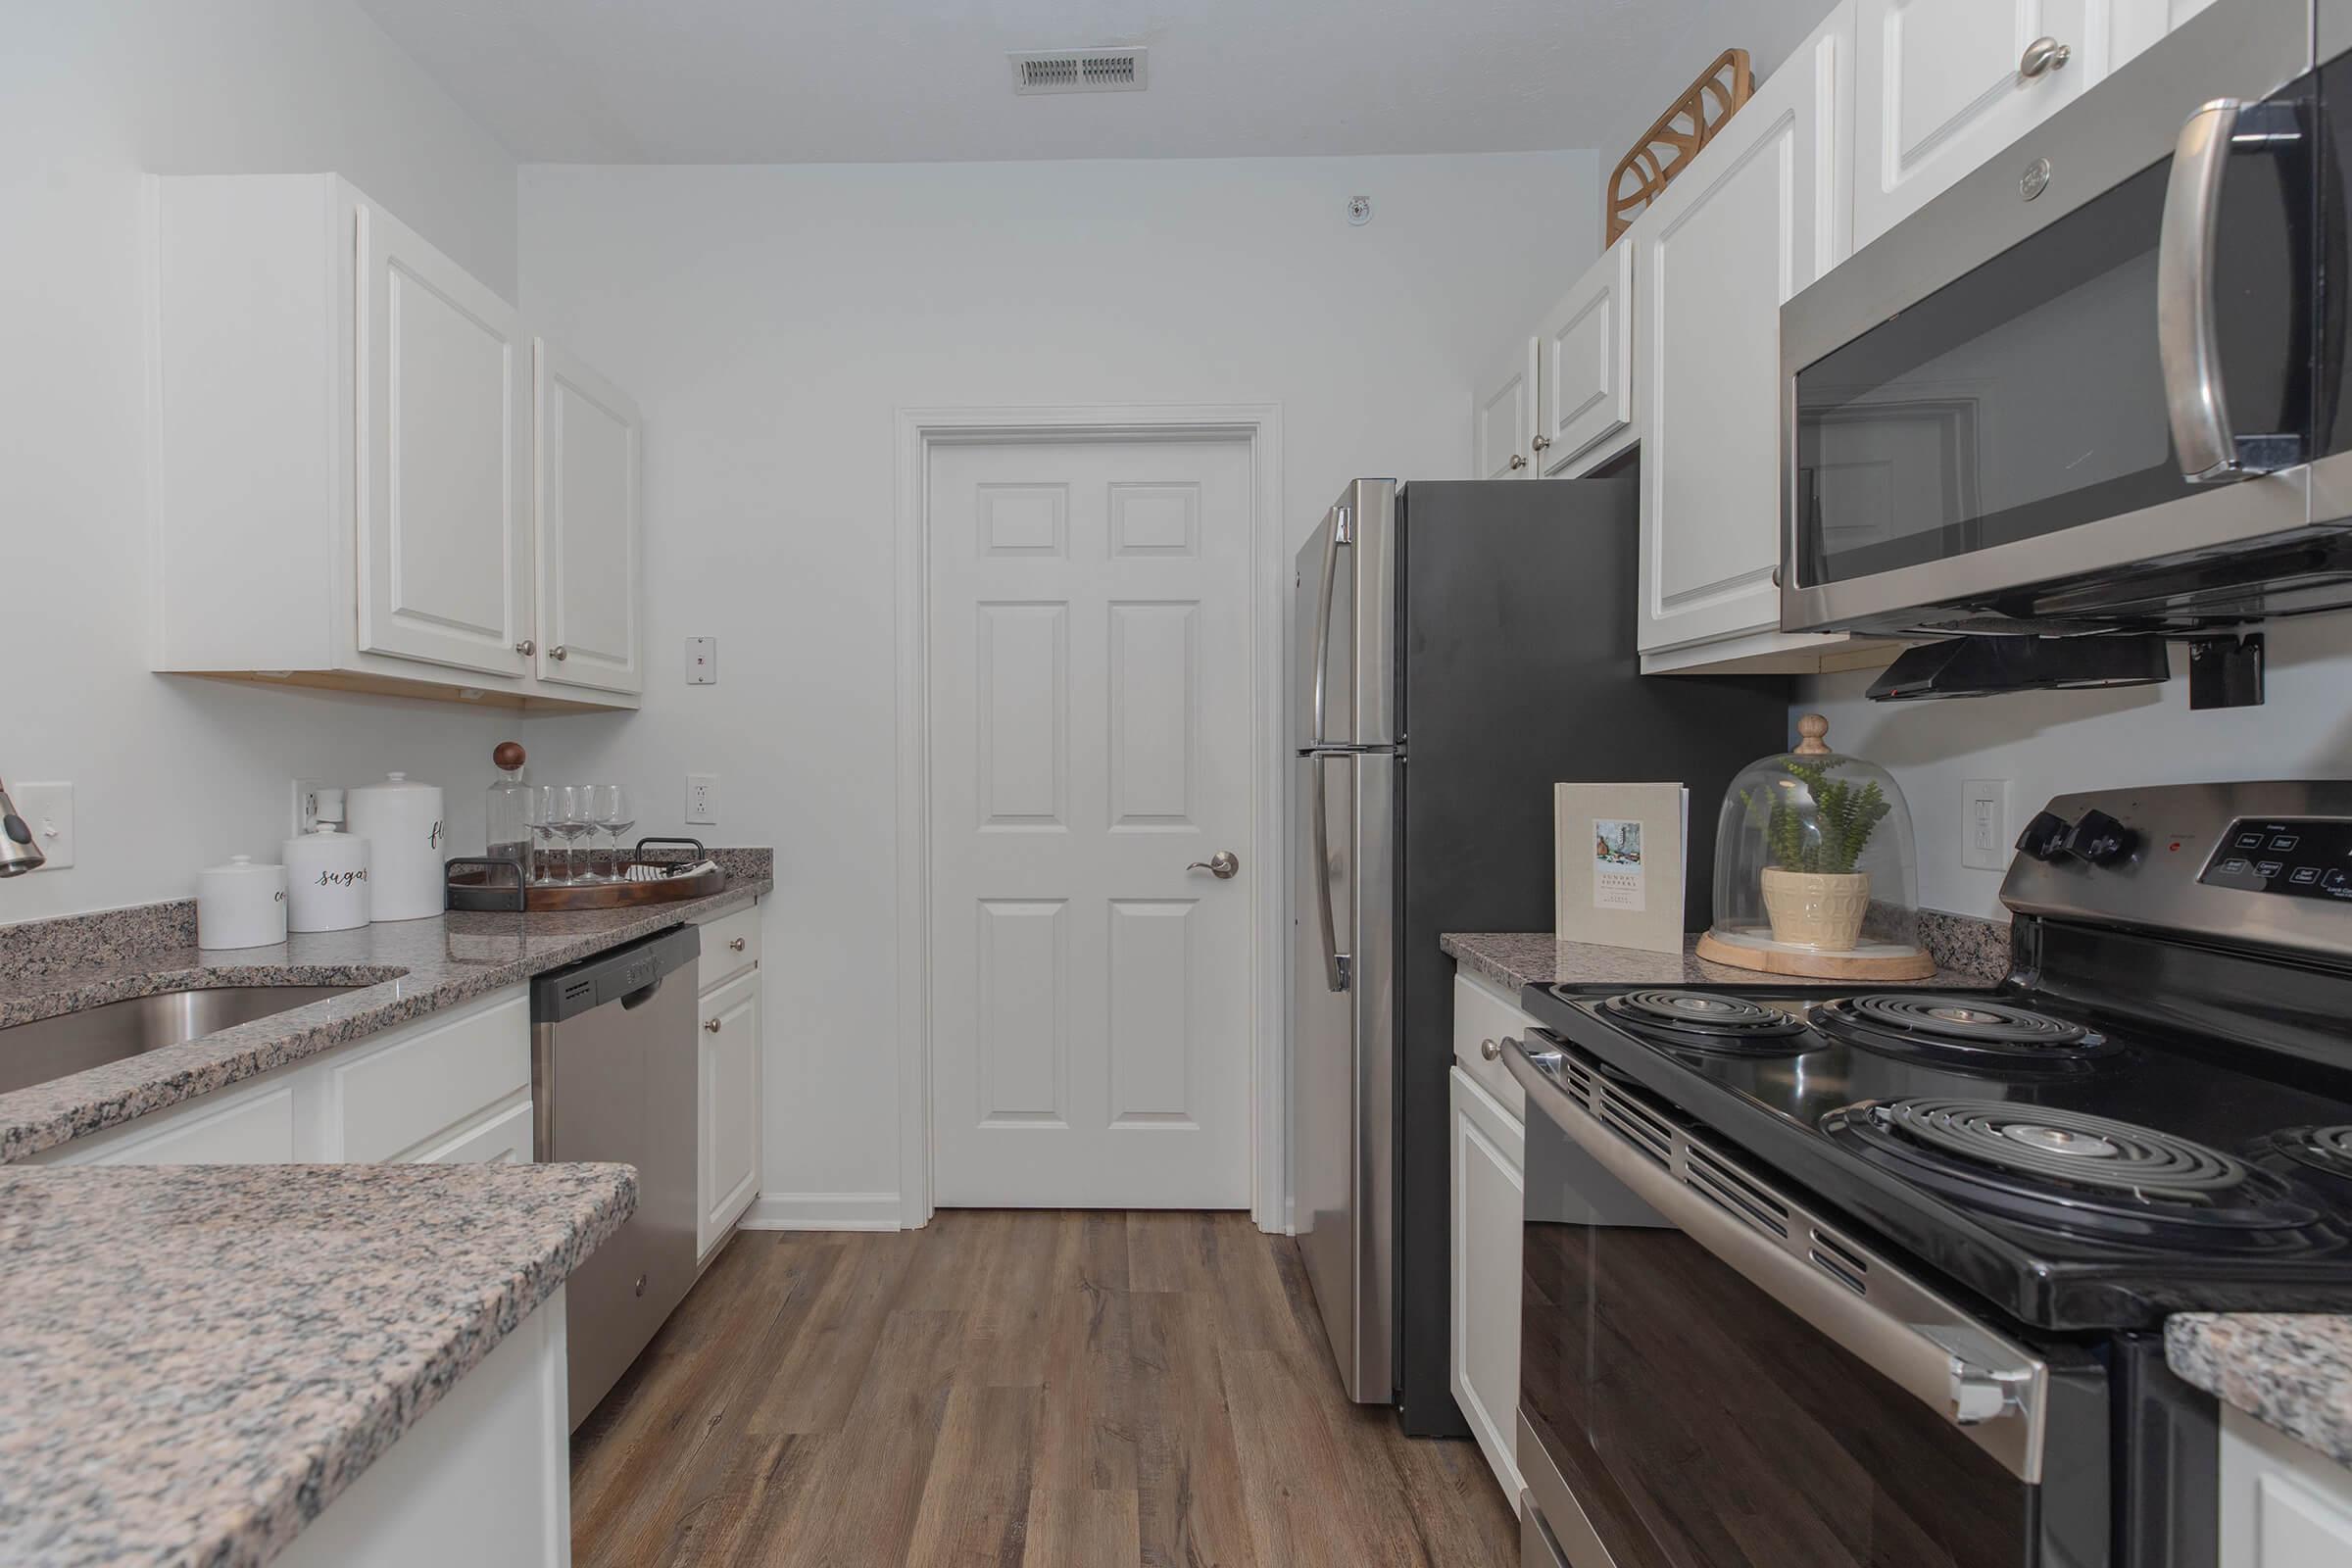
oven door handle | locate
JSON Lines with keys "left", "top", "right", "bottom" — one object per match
{"left": 2158, "top": 96, "right": 2307, "bottom": 482}
{"left": 1503, "top": 1038, "right": 2051, "bottom": 1484}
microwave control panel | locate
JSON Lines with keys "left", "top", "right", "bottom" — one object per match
{"left": 2199, "top": 818, "right": 2352, "bottom": 903}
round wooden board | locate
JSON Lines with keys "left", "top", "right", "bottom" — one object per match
{"left": 1695, "top": 929, "right": 1937, "bottom": 981}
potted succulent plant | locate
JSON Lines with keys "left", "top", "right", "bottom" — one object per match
{"left": 1748, "top": 723, "right": 1890, "bottom": 952}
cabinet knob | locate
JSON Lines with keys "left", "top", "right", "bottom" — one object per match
{"left": 1507, "top": 453, "right": 1528, "bottom": 470}
{"left": 1532, "top": 435, "right": 1552, "bottom": 452}
{"left": 1481, "top": 1037, "right": 1502, "bottom": 1061}
{"left": 514, "top": 639, "right": 535, "bottom": 656}
{"left": 728, "top": 937, "right": 747, "bottom": 952}
{"left": 1771, "top": 564, "right": 1784, "bottom": 588}
{"left": 705, "top": 1016, "right": 722, "bottom": 1033}
{"left": 552, "top": 645, "right": 569, "bottom": 661}
{"left": 2019, "top": 36, "right": 2070, "bottom": 78}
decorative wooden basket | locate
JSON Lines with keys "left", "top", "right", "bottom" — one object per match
{"left": 445, "top": 838, "right": 726, "bottom": 912}
{"left": 1606, "top": 48, "right": 1754, "bottom": 245}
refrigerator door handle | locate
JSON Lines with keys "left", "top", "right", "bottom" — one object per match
{"left": 1310, "top": 503, "right": 1348, "bottom": 748}
{"left": 1311, "top": 753, "right": 1349, "bottom": 992}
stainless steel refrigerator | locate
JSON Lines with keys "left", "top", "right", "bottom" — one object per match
{"left": 1290, "top": 474, "right": 1788, "bottom": 1434}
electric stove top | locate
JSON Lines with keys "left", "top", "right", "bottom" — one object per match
{"left": 1519, "top": 975, "right": 2352, "bottom": 1330}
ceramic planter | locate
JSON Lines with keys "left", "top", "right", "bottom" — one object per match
{"left": 1760, "top": 867, "right": 1871, "bottom": 951}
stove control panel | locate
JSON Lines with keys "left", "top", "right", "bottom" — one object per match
{"left": 2199, "top": 818, "right": 2352, "bottom": 903}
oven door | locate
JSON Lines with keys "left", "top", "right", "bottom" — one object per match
{"left": 1778, "top": 0, "right": 2326, "bottom": 637}
{"left": 1507, "top": 1036, "right": 2109, "bottom": 1568}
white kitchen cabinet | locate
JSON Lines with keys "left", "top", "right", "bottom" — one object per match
{"left": 81, "top": 1083, "right": 298, "bottom": 1166}
{"left": 1633, "top": 2, "right": 1867, "bottom": 671}
{"left": 414, "top": 1095, "right": 535, "bottom": 1165}
{"left": 1852, "top": 2, "right": 2110, "bottom": 253}
{"left": 1450, "top": 1065, "right": 1524, "bottom": 1503}
{"left": 2221, "top": 1406, "right": 2352, "bottom": 1567}
{"left": 151, "top": 174, "right": 641, "bottom": 712}
{"left": 2111, "top": 0, "right": 2219, "bottom": 67}
{"left": 533, "top": 339, "right": 644, "bottom": 696}
{"left": 1536, "top": 241, "right": 1638, "bottom": 477}
{"left": 1474, "top": 337, "right": 1540, "bottom": 478}
{"left": 697, "top": 959, "right": 762, "bottom": 1262}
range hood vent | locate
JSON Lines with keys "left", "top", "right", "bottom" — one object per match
{"left": 1011, "top": 47, "right": 1149, "bottom": 95}
{"left": 1866, "top": 635, "right": 2171, "bottom": 702}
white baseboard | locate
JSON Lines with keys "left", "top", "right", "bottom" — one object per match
{"left": 739, "top": 1192, "right": 905, "bottom": 1232}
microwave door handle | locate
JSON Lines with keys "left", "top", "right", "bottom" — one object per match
{"left": 2160, "top": 98, "right": 2243, "bottom": 482}
{"left": 1311, "top": 753, "right": 1349, "bottom": 993}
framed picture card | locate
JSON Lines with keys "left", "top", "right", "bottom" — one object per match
{"left": 1555, "top": 783, "right": 1688, "bottom": 954}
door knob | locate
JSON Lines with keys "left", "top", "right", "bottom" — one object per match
{"left": 2019, "top": 36, "right": 2070, "bottom": 78}
{"left": 1507, "top": 453, "right": 1528, "bottom": 470}
{"left": 1189, "top": 850, "right": 1242, "bottom": 879}
{"left": 1481, "top": 1038, "right": 1503, "bottom": 1060}
{"left": 705, "top": 1016, "right": 722, "bottom": 1033}
{"left": 514, "top": 639, "right": 535, "bottom": 656}
{"left": 1532, "top": 435, "right": 1552, "bottom": 453}
{"left": 552, "top": 645, "right": 569, "bottom": 661}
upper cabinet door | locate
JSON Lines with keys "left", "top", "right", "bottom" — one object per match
{"left": 1635, "top": 3, "right": 1853, "bottom": 656}
{"left": 1536, "top": 242, "right": 1636, "bottom": 476}
{"left": 533, "top": 340, "right": 644, "bottom": 695}
{"left": 1473, "top": 337, "right": 1539, "bottom": 478}
{"left": 356, "top": 203, "right": 533, "bottom": 679}
{"left": 1853, "top": 0, "right": 2103, "bottom": 251}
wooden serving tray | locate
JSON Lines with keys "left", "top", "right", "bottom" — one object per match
{"left": 445, "top": 839, "right": 725, "bottom": 912}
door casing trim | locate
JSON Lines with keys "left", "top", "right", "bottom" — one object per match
{"left": 894, "top": 404, "right": 1287, "bottom": 1231}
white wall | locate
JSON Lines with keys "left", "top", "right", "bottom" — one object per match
{"left": 516, "top": 151, "right": 1597, "bottom": 1213}
{"left": 1, "top": 1, "right": 519, "bottom": 922}
{"left": 1795, "top": 614, "right": 2352, "bottom": 919}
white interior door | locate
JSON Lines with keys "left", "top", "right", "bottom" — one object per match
{"left": 356, "top": 202, "right": 532, "bottom": 677}
{"left": 928, "top": 436, "right": 1255, "bottom": 1207}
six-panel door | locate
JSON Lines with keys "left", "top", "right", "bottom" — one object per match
{"left": 357, "top": 201, "right": 534, "bottom": 678}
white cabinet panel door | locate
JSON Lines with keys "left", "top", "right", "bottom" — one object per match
{"left": 1538, "top": 242, "right": 1636, "bottom": 475}
{"left": 1636, "top": 5, "right": 1852, "bottom": 655}
{"left": 2222, "top": 1405, "right": 2352, "bottom": 1568}
{"left": 357, "top": 202, "right": 533, "bottom": 678}
{"left": 1450, "top": 1067, "right": 1525, "bottom": 1501}
{"left": 928, "top": 438, "right": 1255, "bottom": 1207}
{"left": 1475, "top": 338, "right": 1540, "bottom": 479}
{"left": 533, "top": 339, "right": 643, "bottom": 695}
{"left": 697, "top": 970, "right": 761, "bottom": 1257}
{"left": 81, "top": 1085, "right": 297, "bottom": 1166}
{"left": 1854, "top": 0, "right": 2103, "bottom": 250}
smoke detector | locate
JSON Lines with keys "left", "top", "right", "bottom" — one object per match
{"left": 1010, "top": 47, "right": 1149, "bottom": 95}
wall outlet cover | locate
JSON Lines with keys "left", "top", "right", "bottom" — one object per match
{"left": 292, "top": 777, "right": 327, "bottom": 839}
{"left": 13, "top": 781, "right": 74, "bottom": 870}
{"left": 687, "top": 774, "right": 719, "bottom": 825}
{"left": 1961, "top": 778, "right": 2010, "bottom": 872}
{"left": 687, "top": 637, "right": 718, "bottom": 685}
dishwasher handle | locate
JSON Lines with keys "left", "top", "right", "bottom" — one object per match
{"left": 619, "top": 974, "right": 665, "bottom": 1009}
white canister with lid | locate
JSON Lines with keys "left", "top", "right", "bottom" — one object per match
{"left": 282, "top": 823, "right": 371, "bottom": 932}
{"left": 344, "top": 771, "right": 447, "bottom": 921}
{"left": 196, "top": 856, "right": 287, "bottom": 950}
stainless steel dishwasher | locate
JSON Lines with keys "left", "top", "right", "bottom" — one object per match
{"left": 530, "top": 922, "right": 699, "bottom": 1427}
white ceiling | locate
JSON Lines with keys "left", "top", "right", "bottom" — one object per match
{"left": 356, "top": 0, "right": 1823, "bottom": 165}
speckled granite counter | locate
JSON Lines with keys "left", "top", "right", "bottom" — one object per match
{"left": 0, "top": 859, "right": 771, "bottom": 1162}
{"left": 2167, "top": 1315, "right": 2352, "bottom": 1465}
{"left": 0, "top": 1159, "right": 633, "bottom": 1568}
{"left": 1439, "top": 920, "right": 2001, "bottom": 997}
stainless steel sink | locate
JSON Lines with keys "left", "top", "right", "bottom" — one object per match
{"left": 0, "top": 985, "right": 362, "bottom": 1097}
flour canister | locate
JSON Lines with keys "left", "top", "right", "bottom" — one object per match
{"left": 344, "top": 771, "right": 447, "bottom": 921}
{"left": 196, "top": 856, "right": 287, "bottom": 950}
{"left": 282, "top": 823, "right": 371, "bottom": 932}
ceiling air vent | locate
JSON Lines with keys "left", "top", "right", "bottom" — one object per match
{"left": 1010, "top": 47, "right": 1149, "bottom": 96}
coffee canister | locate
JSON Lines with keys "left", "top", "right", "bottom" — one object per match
{"left": 196, "top": 856, "right": 287, "bottom": 950}
{"left": 282, "top": 823, "right": 371, "bottom": 932}
{"left": 344, "top": 771, "right": 446, "bottom": 921}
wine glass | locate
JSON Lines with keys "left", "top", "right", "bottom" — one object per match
{"left": 535, "top": 785, "right": 581, "bottom": 885}
{"left": 594, "top": 786, "right": 636, "bottom": 882}
{"left": 556, "top": 786, "right": 598, "bottom": 883}
{"left": 528, "top": 787, "right": 564, "bottom": 885}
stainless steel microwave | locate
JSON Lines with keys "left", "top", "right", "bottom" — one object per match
{"left": 1780, "top": 0, "right": 2352, "bottom": 639}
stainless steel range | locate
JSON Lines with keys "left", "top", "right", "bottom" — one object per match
{"left": 1511, "top": 782, "right": 2352, "bottom": 1568}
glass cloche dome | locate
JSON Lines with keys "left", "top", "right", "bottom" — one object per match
{"left": 1695, "top": 713, "right": 1933, "bottom": 980}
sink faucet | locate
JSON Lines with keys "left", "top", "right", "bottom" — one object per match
{"left": 0, "top": 778, "right": 47, "bottom": 877}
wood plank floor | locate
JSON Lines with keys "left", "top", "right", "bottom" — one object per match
{"left": 572, "top": 1211, "right": 1519, "bottom": 1567}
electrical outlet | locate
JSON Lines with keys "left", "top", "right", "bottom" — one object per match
{"left": 292, "top": 777, "right": 327, "bottom": 838}
{"left": 12, "top": 782, "right": 74, "bottom": 869}
{"left": 1961, "top": 778, "right": 2010, "bottom": 872}
{"left": 686, "top": 774, "right": 719, "bottom": 825}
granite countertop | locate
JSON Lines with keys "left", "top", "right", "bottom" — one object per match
{"left": 0, "top": 1159, "right": 634, "bottom": 1568}
{"left": 2166, "top": 1315, "right": 2352, "bottom": 1465}
{"left": 1440, "top": 924, "right": 1998, "bottom": 997}
{"left": 0, "top": 861, "right": 772, "bottom": 1162}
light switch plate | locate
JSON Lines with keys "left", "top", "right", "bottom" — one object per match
{"left": 13, "top": 781, "right": 74, "bottom": 870}
{"left": 686, "top": 774, "right": 719, "bottom": 825}
{"left": 1961, "top": 778, "right": 2010, "bottom": 872}
{"left": 687, "top": 637, "right": 717, "bottom": 685}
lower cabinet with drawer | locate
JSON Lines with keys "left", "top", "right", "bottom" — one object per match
{"left": 2222, "top": 1405, "right": 2352, "bottom": 1567}
{"left": 695, "top": 900, "right": 764, "bottom": 1264}
{"left": 1449, "top": 967, "right": 1538, "bottom": 1504}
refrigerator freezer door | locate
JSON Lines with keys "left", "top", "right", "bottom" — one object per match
{"left": 1293, "top": 748, "right": 1396, "bottom": 1402}
{"left": 1294, "top": 480, "right": 1398, "bottom": 752}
